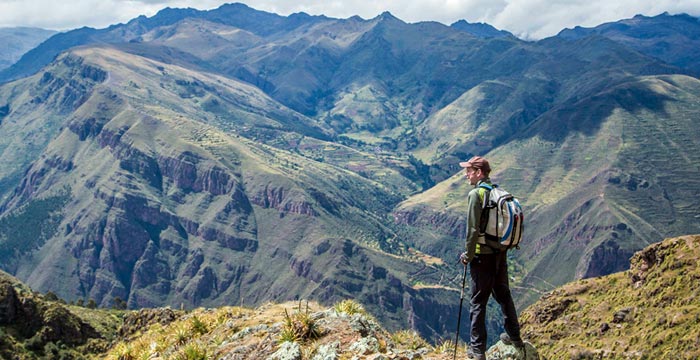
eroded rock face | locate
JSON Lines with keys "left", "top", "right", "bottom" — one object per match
{"left": 0, "top": 49, "right": 462, "bottom": 345}
{"left": 0, "top": 273, "right": 100, "bottom": 347}
{"left": 250, "top": 184, "right": 318, "bottom": 216}
{"left": 0, "top": 280, "right": 21, "bottom": 324}
{"left": 582, "top": 240, "right": 634, "bottom": 278}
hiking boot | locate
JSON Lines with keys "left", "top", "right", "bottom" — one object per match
{"left": 500, "top": 333, "right": 525, "bottom": 348}
{"left": 467, "top": 347, "right": 487, "bottom": 360}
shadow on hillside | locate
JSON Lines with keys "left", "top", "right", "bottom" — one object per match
{"left": 526, "top": 78, "right": 676, "bottom": 142}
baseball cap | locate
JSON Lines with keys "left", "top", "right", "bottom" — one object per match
{"left": 459, "top": 156, "right": 491, "bottom": 173}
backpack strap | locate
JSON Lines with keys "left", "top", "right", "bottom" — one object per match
{"left": 477, "top": 183, "right": 504, "bottom": 252}
{"left": 477, "top": 183, "right": 498, "bottom": 235}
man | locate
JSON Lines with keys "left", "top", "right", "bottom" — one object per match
{"left": 459, "top": 156, "right": 524, "bottom": 360}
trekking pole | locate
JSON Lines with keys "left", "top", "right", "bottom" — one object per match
{"left": 453, "top": 263, "right": 468, "bottom": 360}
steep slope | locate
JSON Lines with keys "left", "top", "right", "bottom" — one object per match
{"left": 498, "top": 74, "right": 700, "bottom": 302}
{"left": 0, "top": 270, "right": 120, "bottom": 359}
{"left": 0, "top": 46, "right": 458, "bottom": 342}
{"left": 412, "top": 33, "right": 682, "bottom": 175}
{"left": 395, "top": 73, "right": 700, "bottom": 306}
{"left": 520, "top": 234, "right": 700, "bottom": 359}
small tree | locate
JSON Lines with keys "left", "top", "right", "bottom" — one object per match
{"left": 112, "top": 296, "right": 127, "bottom": 310}
{"left": 44, "top": 291, "right": 59, "bottom": 302}
{"left": 87, "top": 299, "right": 97, "bottom": 309}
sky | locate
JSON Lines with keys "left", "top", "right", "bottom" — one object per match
{"left": 1, "top": 0, "right": 699, "bottom": 40}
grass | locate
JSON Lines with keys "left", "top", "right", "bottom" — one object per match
{"left": 390, "top": 330, "right": 429, "bottom": 350}
{"left": 333, "top": 299, "right": 366, "bottom": 316}
{"left": 520, "top": 235, "right": 700, "bottom": 359}
{"left": 279, "top": 302, "right": 322, "bottom": 344}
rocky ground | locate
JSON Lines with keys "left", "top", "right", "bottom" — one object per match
{"left": 1, "top": 271, "right": 538, "bottom": 360}
{"left": 105, "top": 300, "right": 537, "bottom": 359}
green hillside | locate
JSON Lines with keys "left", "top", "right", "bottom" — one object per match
{"left": 521, "top": 234, "right": 700, "bottom": 359}
{"left": 397, "top": 74, "right": 700, "bottom": 307}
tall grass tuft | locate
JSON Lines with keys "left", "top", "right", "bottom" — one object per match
{"left": 333, "top": 299, "right": 366, "bottom": 316}
{"left": 390, "top": 330, "right": 428, "bottom": 350}
{"left": 278, "top": 301, "right": 321, "bottom": 344}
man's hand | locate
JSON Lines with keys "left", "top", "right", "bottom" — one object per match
{"left": 459, "top": 252, "right": 469, "bottom": 265}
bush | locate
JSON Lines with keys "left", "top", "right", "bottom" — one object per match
{"left": 333, "top": 299, "right": 366, "bottom": 315}
{"left": 190, "top": 316, "right": 208, "bottom": 335}
{"left": 390, "top": 330, "right": 428, "bottom": 350}
{"left": 279, "top": 302, "right": 321, "bottom": 344}
{"left": 176, "top": 342, "right": 207, "bottom": 360}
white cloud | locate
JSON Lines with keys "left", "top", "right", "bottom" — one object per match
{"left": 1, "top": 0, "right": 699, "bottom": 39}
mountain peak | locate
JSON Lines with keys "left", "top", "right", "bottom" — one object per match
{"left": 450, "top": 19, "right": 513, "bottom": 38}
{"left": 375, "top": 11, "right": 401, "bottom": 22}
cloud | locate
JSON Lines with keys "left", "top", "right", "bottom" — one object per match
{"left": 485, "top": 0, "right": 700, "bottom": 39}
{"left": 1, "top": 0, "right": 699, "bottom": 39}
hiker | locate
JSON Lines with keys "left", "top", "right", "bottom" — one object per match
{"left": 458, "top": 156, "right": 524, "bottom": 360}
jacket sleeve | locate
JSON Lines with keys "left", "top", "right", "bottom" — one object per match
{"left": 464, "top": 188, "right": 483, "bottom": 262}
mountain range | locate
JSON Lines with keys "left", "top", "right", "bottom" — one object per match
{"left": 0, "top": 27, "right": 56, "bottom": 72}
{"left": 1, "top": 2, "right": 699, "bottom": 344}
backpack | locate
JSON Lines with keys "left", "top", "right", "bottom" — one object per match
{"left": 478, "top": 183, "right": 523, "bottom": 250}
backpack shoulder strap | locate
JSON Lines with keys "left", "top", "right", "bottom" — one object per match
{"left": 477, "top": 184, "right": 492, "bottom": 233}
{"left": 478, "top": 183, "right": 494, "bottom": 191}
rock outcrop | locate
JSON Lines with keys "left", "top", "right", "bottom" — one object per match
{"left": 0, "top": 271, "right": 103, "bottom": 354}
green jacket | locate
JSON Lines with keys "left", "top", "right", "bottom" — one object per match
{"left": 464, "top": 178, "right": 496, "bottom": 262}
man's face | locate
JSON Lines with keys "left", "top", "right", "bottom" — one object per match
{"left": 464, "top": 167, "right": 481, "bottom": 186}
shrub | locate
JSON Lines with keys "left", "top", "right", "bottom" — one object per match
{"left": 190, "top": 316, "right": 208, "bottom": 335}
{"left": 333, "top": 299, "right": 366, "bottom": 316}
{"left": 175, "top": 342, "right": 207, "bottom": 360}
{"left": 278, "top": 303, "right": 321, "bottom": 344}
{"left": 112, "top": 342, "right": 136, "bottom": 360}
{"left": 172, "top": 324, "right": 191, "bottom": 346}
{"left": 432, "top": 338, "right": 456, "bottom": 354}
{"left": 390, "top": 330, "right": 428, "bottom": 350}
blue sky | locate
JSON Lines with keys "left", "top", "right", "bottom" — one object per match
{"left": 1, "top": 0, "right": 699, "bottom": 39}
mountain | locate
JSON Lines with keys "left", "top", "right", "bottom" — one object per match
{"left": 450, "top": 20, "right": 514, "bottom": 38}
{"left": 521, "top": 234, "right": 700, "bottom": 358}
{"left": 0, "top": 45, "right": 456, "bottom": 343}
{"left": 0, "top": 27, "right": 57, "bottom": 71}
{"left": 397, "top": 71, "right": 700, "bottom": 305}
{"left": 558, "top": 13, "right": 700, "bottom": 75}
{"left": 2, "top": 3, "right": 700, "bottom": 345}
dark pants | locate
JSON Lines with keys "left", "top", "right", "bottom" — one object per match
{"left": 469, "top": 251, "right": 521, "bottom": 353}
